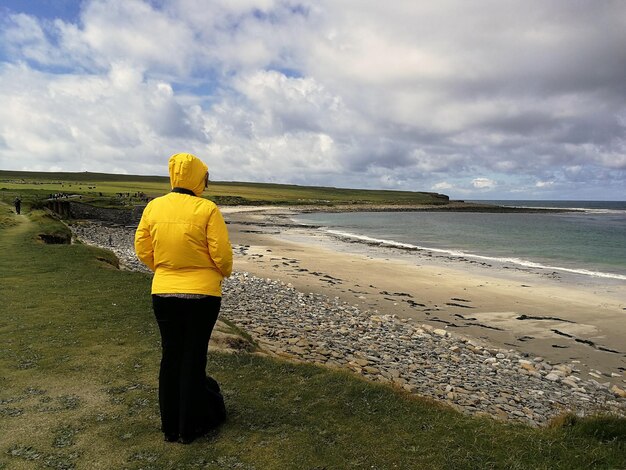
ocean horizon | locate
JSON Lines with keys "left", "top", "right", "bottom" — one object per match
{"left": 470, "top": 200, "right": 626, "bottom": 212}
{"left": 295, "top": 200, "right": 626, "bottom": 281}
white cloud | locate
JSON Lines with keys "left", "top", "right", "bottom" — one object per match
{"left": 472, "top": 178, "right": 496, "bottom": 189}
{"left": 0, "top": 0, "right": 625, "bottom": 198}
{"left": 80, "top": 0, "right": 196, "bottom": 74}
{"left": 0, "top": 62, "right": 207, "bottom": 173}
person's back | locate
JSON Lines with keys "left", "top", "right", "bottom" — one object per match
{"left": 137, "top": 188, "right": 231, "bottom": 296}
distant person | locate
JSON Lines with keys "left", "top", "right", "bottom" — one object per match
{"left": 135, "top": 153, "right": 233, "bottom": 444}
{"left": 13, "top": 197, "right": 21, "bottom": 215}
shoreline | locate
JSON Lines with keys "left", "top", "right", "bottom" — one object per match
{"left": 224, "top": 206, "right": 626, "bottom": 386}
{"left": 307, "top": 226, "right": 626, "bottom": 282}
{"left": 67, "top": 209, "right": 626, "bottom": 426}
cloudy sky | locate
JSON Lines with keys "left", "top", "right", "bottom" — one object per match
{"left": 1, "top": 0, "right": 625, "bottom": 199}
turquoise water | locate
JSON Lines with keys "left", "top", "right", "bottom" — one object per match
{"left": 295, "top": 201, "right": 626, "bottom": 280}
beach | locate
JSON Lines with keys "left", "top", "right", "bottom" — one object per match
{"left": 224, "top": 206, "right": 626, "bottom": 386}
{"left": 68, "top": 206, "right": 626, "bottom": 426}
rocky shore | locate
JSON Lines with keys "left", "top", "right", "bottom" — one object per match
{"left": 70, "top": 221, "right": 151, "bottom": 274}
{"left": 70, "top": 220, "right": 626, "bottom": 427}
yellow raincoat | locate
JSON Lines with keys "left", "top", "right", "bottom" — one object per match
{"left": 134, "top": 153, "right": 233, "bottom": 296}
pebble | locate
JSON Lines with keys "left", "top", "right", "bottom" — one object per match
{"left": 71, "top": 221, "right": 626, "bottom": 427}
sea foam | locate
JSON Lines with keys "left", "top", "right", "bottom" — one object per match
{"left": 326, "top": 229, "right": 626, "bottom": 281}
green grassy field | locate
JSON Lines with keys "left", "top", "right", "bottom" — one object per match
{"left": 0, "top": 203, "right": 625, "bottom": 469}
{"left": 0, "top": 170, "right": 448, "bottom": 207}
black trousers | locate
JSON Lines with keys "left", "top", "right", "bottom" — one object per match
{"left": 152, "top": 295, "right": 221, "bottom": 438}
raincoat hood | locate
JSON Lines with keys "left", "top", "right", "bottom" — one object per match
{"left": 168, "top": 153, "right": 208, "bottom": 196}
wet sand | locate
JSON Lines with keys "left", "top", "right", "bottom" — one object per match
{"left": 223, "top": 207, "right": 626, "bottom": 387}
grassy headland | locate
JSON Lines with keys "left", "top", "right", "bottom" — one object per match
{"left": 0, "top": 170, "right": 449, "bottom": 208}
{"left": 0, "top": 204, "right": 624, "bottom": 469}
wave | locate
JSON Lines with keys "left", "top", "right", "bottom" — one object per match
{"left": 556, "top": 208, "right": 621, "bottom": 214}
{"left": 499, "top": 205, "right": 626, "bottom": 214}
{"left": 475, "top": 200, "right": 626, "bottom": 213}
{"left": 326, "top": 229, "right": 626, "bottom": 281}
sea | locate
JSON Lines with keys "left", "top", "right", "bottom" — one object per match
{"left": 293, "top": 201, "right": 626, "bottom": 281}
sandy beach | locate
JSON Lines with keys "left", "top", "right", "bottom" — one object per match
{"left": 224, "top": 206, "right": 626, "bottom": 387}
{"left": 68, "top": 208, "right": 626, "bottom": 424}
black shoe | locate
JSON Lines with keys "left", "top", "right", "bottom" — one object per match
{"left": 164, "top": 433, "right": 178, "bottom": 443}
{"left": 179, "top": 435, "right": 195, "bottom": 445}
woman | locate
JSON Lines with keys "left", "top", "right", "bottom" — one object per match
{"left": 135, "top": 152, "right": 233, "bottom": 444}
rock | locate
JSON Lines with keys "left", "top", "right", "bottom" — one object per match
{"left": 562, "top": 378, "right": 578, "bottom": 388}
{"left": 553, "top": 365, "right": 572, "bottom": 375}
{"left": 316, "top": 349, "right": 332, "bottom": 357}
{"left": 433, "top": 329, "right": 448, "bottom": 337}
{"left": 551, "top": 369, "right": 567, "bottom": 378}
{"left": 610, "top": 385, "right": 626, "bottom": 398}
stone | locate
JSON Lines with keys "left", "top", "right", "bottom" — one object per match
{"left": 610, "top": 385, "right": 626, "bottom": 398}
{"left": 551, "top": 369, "right": 567, "bottom": 377}
{"left": 553, "top": 365, "right": 572, "bottom": 375}
{"left": 433, "top": 329, "right": 448, "bottom": 337}
{"left": 393, "top": 377, "right": 407, "bottom": 386}
{"left": 520, "top": 363, "right": 537, "bottom": 373}
{"left": 562, "top": 378, "right": 578, "bottom": 388}
{"left": 290, "top": 346, "right": 307, "bottom": 355}
{"left": 545, "top": 373, "right": 561, "bottom": 382}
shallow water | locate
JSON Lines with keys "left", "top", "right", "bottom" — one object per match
{"left": 295, "top": 202, "right": 626, "bottom": 281}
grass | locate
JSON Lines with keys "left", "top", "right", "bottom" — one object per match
{"left": 0, "top": 203, "right": 625, "bottom": 469}
{"left": 0, "top": 170, "right": 448, "bottom": 207}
